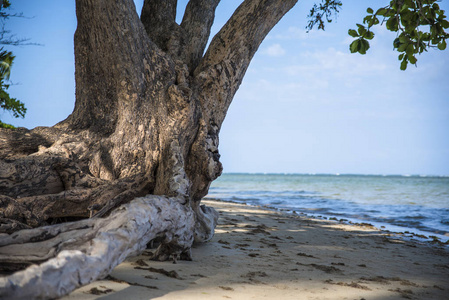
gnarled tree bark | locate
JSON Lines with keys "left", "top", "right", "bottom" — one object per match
{"left": 0, "top": 0, "right": 298, "bottom": 298}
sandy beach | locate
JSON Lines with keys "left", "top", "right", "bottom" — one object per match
{"left": 63, "top": 199, "right": 449, "bottom": 300}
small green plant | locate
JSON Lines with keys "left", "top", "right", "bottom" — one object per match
{"left": 0, "top": 49, "right": 26, "bottom": 128}
{"left": 0, "top": 119, "right": 15, "bottom": 128}
{"left": 0, "top": 0, "right": 27, "bottom": 128}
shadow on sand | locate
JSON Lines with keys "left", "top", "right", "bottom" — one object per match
{"left": 64, "top": 200, "right": 449, "bottom": 300}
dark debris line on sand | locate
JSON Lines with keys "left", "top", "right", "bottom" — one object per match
{"left": 85, "top": 286, "right": 115, "bottom": 295}
{"left": 133, "top": 258, "right": 183, "bottom": 280}
{"left": 134, "top": 266, "right": 183, "bottom": 280}
{"left": 324, "top": 279, "right": 371, "bottom": 291}
{"left": 104, "top": 275, "right": 159, "bottom": 290}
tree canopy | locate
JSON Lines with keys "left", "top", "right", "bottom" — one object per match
{"left": 306, "top": 0, "right": 448, "bottom": 70}
{"left": 348, "top": 0, "right": 449, "bottom": 70}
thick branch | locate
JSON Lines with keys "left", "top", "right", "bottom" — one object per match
{"left": 183, "top": 0, "right": 297, "bottom": 199}
{"left": 140, "top": 0, "right": 179, "bottom": 52}
{"left": 180, "top": 0, "right": 220, "bottom": 72}
{"left": 67, "top": 0, "right": 174, "bottom": 135}
{"left": 194, "top": 0, "right": 298, "bottom": 127}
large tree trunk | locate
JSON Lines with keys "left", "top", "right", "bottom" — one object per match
{"left": 0, "top": 0, "right": 297, "bottom": 298}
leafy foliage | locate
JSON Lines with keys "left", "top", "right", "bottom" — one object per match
{"left": 0, "top": 49, "right": 26, "bottom": 124}
{"left": 348, "top": 0, "right": 449, "bottom": 70}
{"left": 1, "top": 0, "right": 11, "bottom": 10}
{"left": 0, "top": 1, "right": 27, "bottom": 128}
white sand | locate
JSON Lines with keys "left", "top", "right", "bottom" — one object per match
{"left": 63, "top": 200, "right": 449, "bottom": 300}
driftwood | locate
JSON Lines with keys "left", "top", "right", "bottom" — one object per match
{"left": 0, "top": 195, "right": 218, "bottom": 299}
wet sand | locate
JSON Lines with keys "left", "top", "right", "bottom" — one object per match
{"left": 63, "top": 199, "right": 449, "bottom": 300}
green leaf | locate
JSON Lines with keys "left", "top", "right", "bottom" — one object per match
{"left": 359, "top": 39, "right": 370, "bottom": 54}
{"left": 363, "top": 15, "right": 372, "bottom": 24}
{"left": 377, "top": 8, "right": 388, "bottom": 16}
{"left": 409, "top": 55, "right": 417, "bottom": 64}
{"left": 438, "top": 40, "right": 447, "bottom": 50}
{"left": 404, "top": 10, "right": 413, "bottom": 19}
{"left": 399, "top": 34, "right": 408, "bottom": 43}
{"left": 404, "top": 0, "right": 415, "bottom": 9}
{"left": 405, "top": 44, "right": 414, "bottom": 55}
{"left": 386, "top": 17, "right": 398, "bottom": 31}
{"left": 364, "top": 31, "right": 375, "bottom": 40}
{"left": 367, "top": 7, "right": 374, "bottom": 14}
{"left": 435, "top": 23, "right": 444, "bottom": 35}
{"left": 442, "top": 20, "right": 449, "bottom": 29}
{"left": 398, "top": 53, "right": 405, "bottom": 60}
{"left": 350, "top": 40, "right": 360, "bottom": 53}
{"left": 357, "top": 24, "right": 367, "bottom": 36}
{"left": 348, "top": 29, "right": 359, "bottom": 38}
{"left": 400, "top": 59, "right": 408, "bottom": 71}
{"left": 397, "top": 42, "right": 408, "bottom": 52}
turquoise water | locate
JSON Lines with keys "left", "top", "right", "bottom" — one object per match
{"left": 206, "top": 173, "right": 449, "bottom": 242}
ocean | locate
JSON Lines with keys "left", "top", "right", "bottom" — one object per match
{"left": 205, "top": 173, "right": 449, "bottom": 242}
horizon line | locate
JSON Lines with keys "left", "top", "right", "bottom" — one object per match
{"left": 219, "top": 172, "right": 449, "bottom": 178}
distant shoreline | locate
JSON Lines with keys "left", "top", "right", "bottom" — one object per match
{"left": 207, "top": 197, "right": 449, "bottom": 246}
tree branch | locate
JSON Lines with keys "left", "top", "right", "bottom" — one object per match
{"left": 140, "top": 0, "right": 179, "bottom": 52}
{"left": 194, "top": 0, "right": 298, "bottom": 127}
{"left": 67, "top": 0, "right": 175, "bottom": 134}
{"left": 180, "top": 0, "right": 220, "bottom": 72}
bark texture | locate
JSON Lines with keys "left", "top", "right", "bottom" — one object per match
{"left": 0, "top": 195, "right": 218, "bottom": 299}
{"left": 0, "top": 0, "right": 298, "bottom": 298}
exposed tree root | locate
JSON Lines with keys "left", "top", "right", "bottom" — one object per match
{"left": 0, "top": 174, "right": 152, "bottom": 233}
{"left": 0, "top": 195, "right": 218, "bottom": 299}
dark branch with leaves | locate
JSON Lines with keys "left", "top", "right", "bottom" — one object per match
{"left": 349, "top": 0, "right": 449, "bottom": 70}
{"left": 306, "top": 0, "right": 342, "bottom": 31}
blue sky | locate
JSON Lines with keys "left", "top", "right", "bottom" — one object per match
{"left": 2, "top": 0, "right": 449, "bottom": 176}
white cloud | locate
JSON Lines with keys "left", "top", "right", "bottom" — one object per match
{"left": 263, "top": 44, "right": 286, "bottom": 57}
{"left": 284, "top": 47, "right": 388, "bottom": 75}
